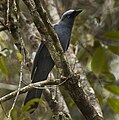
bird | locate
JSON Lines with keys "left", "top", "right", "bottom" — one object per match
{"left": 24, "top": 9, "right": 82, "bottom": 113}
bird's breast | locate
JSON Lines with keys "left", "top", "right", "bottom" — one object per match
{"left": 54, "top": 24, "right": 72, "bottom": 51}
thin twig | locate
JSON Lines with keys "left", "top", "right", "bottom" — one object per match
{"left": 6, "top": 0, "right": 10, "bottom": 27}
{"left": 0, "top": 79, "right": 62, "bottom": 103}
{"left": 7, "top": 61, "right": 24, "bottom": 120}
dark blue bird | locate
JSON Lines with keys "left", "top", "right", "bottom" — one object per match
{"left": 24, "top": 9, "right": 82, "bottom": 113}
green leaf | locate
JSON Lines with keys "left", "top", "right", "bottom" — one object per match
{"left": 17, "top": 52, "right": 22, "bottom": 62}
{"left": 105, "top": 85, "right": 119, "bottom": 95}
{"left": 107, "top": 98, "right": 119, "bottom": 114}
{"left": 105, "top": 31, "right": 119, "bottom": 40}
{"left": 91, "top": 47, "right": 105, "bottom": 75}
{"left": 108, "top": 46, "right": 119, "bottom": 55}
{"left": 0, "top": 48, "right": 11, "bottom": 57}
{"left": 0, "top": 57, "right": 8, "bottom": 76}
{"left": 22, "top": 98, "right": 45, "bottom": 113}
{"left": 11, "top": 109, "right": 18, "bottom": 120}
{"left": 102, "top": 72, "right": 116, "bottom": 83}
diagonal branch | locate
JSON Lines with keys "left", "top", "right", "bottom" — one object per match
{"left": 34, "top": 1, "right": 103, "bottom": 120}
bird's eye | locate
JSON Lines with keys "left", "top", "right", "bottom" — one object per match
{"left": 67, "top": 15, "right": 70, "bottom": 18}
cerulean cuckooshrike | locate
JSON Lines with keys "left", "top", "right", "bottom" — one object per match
{"left": 24, "top": 9, "right": 82, "bottom": 113}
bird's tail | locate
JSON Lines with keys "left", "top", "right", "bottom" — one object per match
{"left": 24, "top": 88, "right": 42, "bottom": 114}
{"left": 24, "top": 43, "right": 54, "bottom": 113}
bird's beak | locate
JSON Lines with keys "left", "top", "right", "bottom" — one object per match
{"left": 75, "top": 9, "right": 82, "bottom": 16}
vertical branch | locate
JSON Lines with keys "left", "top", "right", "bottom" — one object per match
{"left": 8, "top": 0, "right": 25, "bottom": 120}
{"left": 7, "top": 1, "right": 29, "bottom": 119}
{"left": 9, "top": 16, "right": 32, "bottom": 71}
{"left": 6, "top": 0, "right": 10, "bottom": 26}
{"left": 7, "top": 56, "right": 24, "bottom": 120}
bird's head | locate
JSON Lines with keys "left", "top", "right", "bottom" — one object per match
{"left": 59, "top": 9, "right": 82, "bottom": 27}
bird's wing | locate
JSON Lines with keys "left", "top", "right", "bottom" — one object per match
{"left": 54, "top": 24, "right": 71, "bottom": 51}
{"left": 31, "top": 43, "right": 44, "bottom": 80}
{"left": 31, "top": 42, "right": 54, "bottom": 83}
